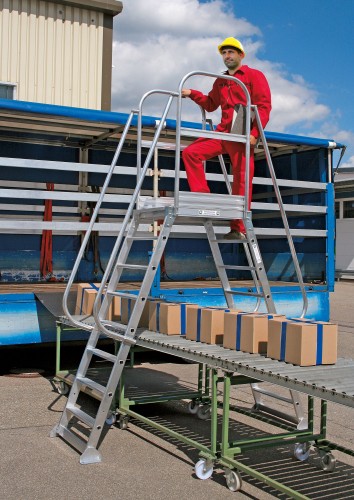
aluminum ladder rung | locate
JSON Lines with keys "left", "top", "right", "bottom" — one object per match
{"left": 252, "top": 386, "right": 293, "bottom": 404}
{"left": 56, "top": 425, "right": 87, "bottom": 454}
{"left": 66, "top": 403, "right": 95, "bottom": 428}
{"left": 251, "top": 384, "right": 308, "bottom": 429}
{"left": 217, "top": 238, "right": 248, "bottom": 244}
{"left": 116, "top": 263, "right": 148, "bottom": 270}
{"left": 87, "top": 347, "right": 117, "bottom": 363}
{"left": 180, "top": 126, "right": 246, "bottom": 143}
{"left": 97, "top": 326, "right": 136, "bottom": 345}
{"left": 127, "top": 235, "right": 158, "bottom": 241}
{"left": 107, "top": 290, "right": 138, "bottom": 300}
{"left": 98, "top": 317, "right": 127, "bottom": 332}
{"left": 226, "top": 289, "right": 263, "bottom": 298}
{"left": 219, "top": 264, "right": 256, "bottom": 271}
{"left": 76, "top": 376, "right": 106, "bottom": 395}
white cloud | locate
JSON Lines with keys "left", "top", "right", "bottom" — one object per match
{"left": 112, "top": 0, "right": 260, "bottom": 117}
{"left": 341, "top": 155, "right": 354, "bottom": 170}
{"left": 111, "top": 0, "right": 351, "bottom": 158}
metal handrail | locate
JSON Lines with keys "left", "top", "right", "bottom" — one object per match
{"left": 253, "top": 106, "right": 308, "bottom": 317}
{"left": 174, "top": 71, "right": 307, "bottom": 316}
{"left": 62, "top": 71, "right": 308, "bottom": 330}
{"left": 93, "top": 90, "right": 178, "bottom": 337}
{"left": 174, "top": 71, "right": 252, "bottom": 218}
{"left": 62, "top": 110, "right": 137, "bottom": 330}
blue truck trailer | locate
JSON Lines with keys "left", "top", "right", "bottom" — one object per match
{"left": 0, "top": 93, "right": 345, "bottom": 345}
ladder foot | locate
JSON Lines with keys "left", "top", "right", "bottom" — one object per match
{"left": 80, "top": 446, "right": 102, "bottom": 464}
{"left": 49, "top": 424, "right": 60, "bottom": 438}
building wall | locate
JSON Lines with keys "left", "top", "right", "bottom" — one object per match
{"left": 336, "top": 219, "right": 354, "bottom": 272}
{"left": 0, "top": 0, "right": 120, "bottom": 109}
{"left": 335, "top": 173, "right": 354, "bottom": 275}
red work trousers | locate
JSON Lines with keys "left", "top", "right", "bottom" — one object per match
{"left": 182, "top": 138, "right": 254, "bottom": 233}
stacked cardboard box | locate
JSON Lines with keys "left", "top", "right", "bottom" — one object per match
{"left": 185, "top": 305, "right": 202, "bottom": 341}
{"left": 75, "top": 282, "right": 120, "bottom": 320}
{"left": 149, "top": 302, "right": 194, "bottom": 335}
{"left": 267, "top": 318, "right": 338, "bottom": 366}
{"left": 75, "top": 283, "right": 100, "bottom": 315}
{"left": 200, "top": 307, "right": 225, "bottom": 344}
{"left": 121, "top": 296, "right": 150, "bottom": 327}
{"left": 223, "top": 312, "right": 285, "bottom": 354}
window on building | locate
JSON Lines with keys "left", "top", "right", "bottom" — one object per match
{"left": 0, "top": 83, "right": 16, "bottom": 99}
{"left": 335, "top": 201, "right": 340, "bottom": 219}
{"left": 343, "top": 199, "right": 354, "bottom": 218}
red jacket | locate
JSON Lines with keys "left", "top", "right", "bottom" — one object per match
{"left": 189, "top": 65, "right": 271, "bottom": 139}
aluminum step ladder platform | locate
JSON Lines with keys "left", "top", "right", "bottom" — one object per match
{"left": 50, "top": 71, "right": 309, "bottom": 463}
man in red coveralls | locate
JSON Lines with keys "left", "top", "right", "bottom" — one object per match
{"left": 182, "top": 37, "right": 271, "bottom": 239}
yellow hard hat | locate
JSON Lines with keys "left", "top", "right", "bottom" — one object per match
{"left": 218, "top": 37, "right": 245, "bottom": 55}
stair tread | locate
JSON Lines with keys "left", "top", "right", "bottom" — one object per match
{"left": 66, "top": 403, "right": 95, "bottom": 428}
{"left": 76, "top": 376, "right": 106, "bottom": 394}
{"left": 88, "top": 347, "right": 116, "bottom": 363}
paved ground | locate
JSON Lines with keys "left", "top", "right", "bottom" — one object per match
{"left": 1, "top": 281, "right": 354, "bottom": 499}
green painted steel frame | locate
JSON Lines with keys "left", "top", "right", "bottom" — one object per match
{"left": 53, "top": 322, "right": 354, "bottom": 497}
{"left": 117, "top": 365, "right": 353, "bottom": 499}
{"left": 119, "top": 365, "right": 219, "bottom": 459}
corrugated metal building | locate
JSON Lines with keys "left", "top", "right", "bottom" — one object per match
{"left": 335, "top": 168, "right": 354, "bottom": 278}
{"left": 0, "top": 0, "right": 122, "bottom": 110}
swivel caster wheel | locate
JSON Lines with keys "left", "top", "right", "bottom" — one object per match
{"left": 318, "top": 450, "right": 336, "bottom": 472}
{"left": 225, "top": 468, "right": 242, "bottom": 492}
{"left": 187, "top": 400, "right": 199, "bottom": 414}
{"left": 105, "top": 412, "right": 117, "bottom": 426}
{"left": 197, "top": 405, "right": 211, "bottom": 420}
{"left": 195, "top": 459, "right": 213, "bottom": 480}
{"left": 118, "top": 415, "right": 129, "bottom": 430}
{"left": 57, "top": 381, "right": 69, "bottom": 395}
{"left": 294, "top": 442, "right": 310, "bottom": 462}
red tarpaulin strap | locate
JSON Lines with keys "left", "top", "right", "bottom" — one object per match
{"left": 40, "top": 183, "right": 55, "bottom": 280}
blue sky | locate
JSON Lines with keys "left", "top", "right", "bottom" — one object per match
{"left": 236, "top": 0, "right": 353, "bottom": 158}
{"left": 112, "top": 0, "right": 353, "bottom": 168}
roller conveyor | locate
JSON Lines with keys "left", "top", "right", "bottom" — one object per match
{"left": 59, "top": 315, "right": 354, "bottom": 407}
{"left": 137, "top": 332, "right": 354, "bottom": 406}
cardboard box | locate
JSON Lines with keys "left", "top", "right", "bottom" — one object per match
{"left": 112, "top": 296, "right": 121, "bottom": 320}
{"left": 121, "top": 296, "right": 149, "bottom": 327}
{"left": 200, "top": 308, "right": 225, "bottom": 345}
{"left": 223, "top": 312, "right": 269, "bottom": 354}
{"left": 223, "top": 311, "right": 246, "bottom": 350}
{"left": 157, "top": 303, "right": 180, "bottom": 335}
{"left": 75, "top": 286, "right": 113, "bottom": 320}
{"left": 267, "top": 319, "right": 291, "bottom": 360}
{"left": 185, "top": 305, "right": 202, "bottom": 341}
{"left": 149, "top": 301, "right": 192, "bottom": 335}
{"left": 75, "top": 282, "right": 100, "bottom": 314}
{"left": 286, "top": 321, "right": 338, "bottom": 366}
{"left": 268, "top": 319, "right": 338, "bottom": 366}
{"left": 81, "top": 289, "right": 96, "bottom": 316}
{"left": 148, "top": 300, "right": 163, "bottom": 332}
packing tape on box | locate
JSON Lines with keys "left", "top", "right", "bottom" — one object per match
{"left": 280, "top": 320, "right": 323, "bottom": 364}
{"left": 292, "top": 319, "right": 324, "bottom": 364}
{"left": 315, "top": 323, "right": 323, "bottom": 365}
{"left": 79, "top": 282, "right": 99, "bottom": 314}
{"left": 280, "top": 322, "right": 287, "bottom": 361}
{"left": 180, "top": 304, "right": 186, "bottom": 335}
{"left": 235, "top": 312, "right": 249, "bottom": 350}
{"left": 196, "top": 308, "right": 202, "bottom": 341}
{"left": 156, "top": 302, "right": 160, "bottom": 332}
